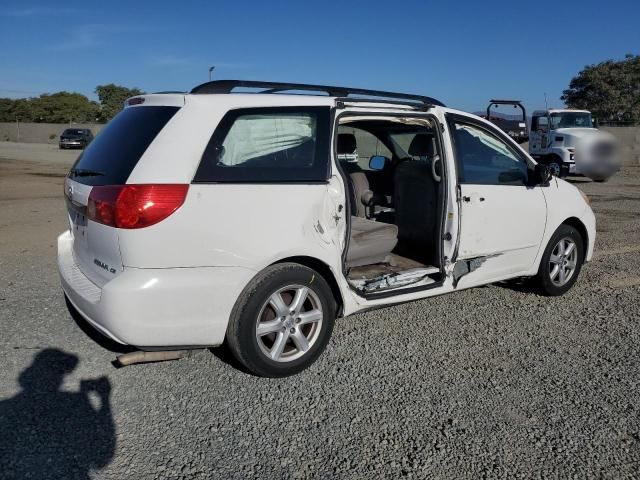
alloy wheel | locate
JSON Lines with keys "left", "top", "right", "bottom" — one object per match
{"left": 255, "top": 285, "right": 323, "bottom": 362}
{"left": 549, "top": 237, "right": 578, "bottom": 287}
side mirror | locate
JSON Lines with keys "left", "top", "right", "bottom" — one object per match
{"left": 369, "top": 155, "right": 388, "bottom": 171}
{"left": 534, "top": 163, "right": 552, "bottom": 184}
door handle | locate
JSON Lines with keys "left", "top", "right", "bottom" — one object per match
{"left": 462, "top": 195, "right": 485, "bottom": 203}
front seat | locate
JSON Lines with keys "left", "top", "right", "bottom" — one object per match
{"left": 338, "top": 134, "right": 398, "bottom": 267}
{"left": 394, "top": 133, "right": 439, "bottom": 264}
{"left": 337, "top": 133, "right": 372, "bottom": 218}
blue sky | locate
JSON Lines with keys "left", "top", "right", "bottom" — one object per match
{"left": 0, "top": 0, "right": 638, "bottom": 113}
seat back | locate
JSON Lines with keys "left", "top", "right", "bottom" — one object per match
{"left": 337, "top": 133, "right": 371, "bottom": 218}
{"left": 394, "top": 133, "right": 439, "bottom": 261}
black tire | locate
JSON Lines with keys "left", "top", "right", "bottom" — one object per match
{"left": 536, "top": 224, "right": 584, "bottom": 296}
{"left": 226, "top": 263, "right": 336, "bottom": 377}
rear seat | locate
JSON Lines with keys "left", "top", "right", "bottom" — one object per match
{"left": 347, "top": 216, "right": 398, "bottom": 267}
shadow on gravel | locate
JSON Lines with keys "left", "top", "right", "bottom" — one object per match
{"left": 565, "top": 177, "right": 592, "bottom": 184}
{"left": 0, "top": 349, "right": 115, "bottom": 480}
{"left": 495, "top": 277, "right": 543, "bottom": 295}
{"left": 209, "top": 344, "right": 254, "bottom": 375}
{"left": 65, "top": 296, "right": 134, "bottom": 354}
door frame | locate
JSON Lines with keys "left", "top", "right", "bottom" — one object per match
{"left": 332, "top": 107, "right": 452, "bottom": 299}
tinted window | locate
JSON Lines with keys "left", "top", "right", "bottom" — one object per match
{"left": 550, "top": 112, "right": 592, "bottom": 129}
{"left": 451, "top": 121, "right": 529, "bottom": 186}
{"left": 194, "top": 107, "right": 330, "bottom": 182}
{"left": 532, "top": 115, "right": 548, "bottom": 131}
{"left": 69, "top": 106, "right": 179, "bottom": 186}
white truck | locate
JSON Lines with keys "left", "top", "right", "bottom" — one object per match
{"left": 529, "top": 108, "right": 620, "bottom": 181}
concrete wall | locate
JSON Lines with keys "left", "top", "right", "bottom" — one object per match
{"left": 601, "top": 126, "right": 640, "bottom": 166}
{"left": 1, "top": 122, "right": 638, "bottom": 165}
{"left": 0, "top": 122, "right": 104, "bottom": 144}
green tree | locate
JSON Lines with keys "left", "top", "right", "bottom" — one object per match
{"left": 0, "top": 98, "right": 17, "bottom": 122}
{"left": 29, "top": 92, "right": 99, "bottom": 123}
{"left": 0, "top": 93, "right": 98, "bottom": 123}
{"left": 12, "top": 99, "right": 33, "bottom": 121}
{"left": 562, "top": 54, "right": 640, "bottom": 124}
{"left": 95, "top": 84, "right": 144, "bottom": 122}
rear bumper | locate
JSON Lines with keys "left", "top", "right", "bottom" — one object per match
{"left": 57, "top": 231, "right": 256, "bottom": 347}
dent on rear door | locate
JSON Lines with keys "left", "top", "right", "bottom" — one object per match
{"left": 317, "top": 174, "right": 347, "bottom": 251}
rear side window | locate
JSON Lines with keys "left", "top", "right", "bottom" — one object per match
{"left": 69, "top": 106, "right": 179, "bottom": 186}
{"left": 194, "top": 106, "right": 330, "bottom": 182}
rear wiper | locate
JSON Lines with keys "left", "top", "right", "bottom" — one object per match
{"left": 70, "top": 168, "right": 105, "bottom": 177}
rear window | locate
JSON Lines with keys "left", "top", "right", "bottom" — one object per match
{"left": 69, "top": 106, "right": 179, "bottom": 185}
{"left": 194, "top": 106, "right": 330, "bottom": 183}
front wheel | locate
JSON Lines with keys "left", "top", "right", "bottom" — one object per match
{"left": 535, "top": 225, "right": 584, "bottom": 296}
{"left": 226, "top": 263, "right": 336, "bottom": 377}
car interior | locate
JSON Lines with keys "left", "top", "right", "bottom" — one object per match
{"left": 337, "top": 116, "right": 445, "bottom": 294}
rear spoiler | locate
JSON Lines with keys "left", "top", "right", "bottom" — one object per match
{"left": 124, "top": 93, "right": 186, "bottom": 108}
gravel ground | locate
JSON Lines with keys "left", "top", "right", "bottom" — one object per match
{"left": 0, "top": 143, "right": 639, "bottom": 479}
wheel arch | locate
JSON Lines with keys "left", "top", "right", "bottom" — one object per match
{"left": 561, "top": 217, "right": 589, "bottom": 261}
{"left": 271, "top": 256, "right": 344, "bottom": 317}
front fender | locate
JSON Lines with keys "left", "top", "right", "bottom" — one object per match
{"left": 530, "top": 178, "right": 595, "bottom": 273}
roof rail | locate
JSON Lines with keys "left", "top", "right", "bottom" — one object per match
{"left": 190, "top": 80, "right": 445, "bottom": 107}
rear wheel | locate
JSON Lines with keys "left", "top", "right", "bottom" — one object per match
{"left": 536, "top": 224, "right": 584, "bottom": 296}
{"left": 226, "top": 263, "right": 336, "bottom": 377}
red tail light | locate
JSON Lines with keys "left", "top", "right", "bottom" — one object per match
{"left": 87, "top": 184, "right": 188, "bottom": 229}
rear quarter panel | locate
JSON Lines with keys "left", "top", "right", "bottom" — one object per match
{"left": 117, "top": 183, "right": 345, "bottom": 271}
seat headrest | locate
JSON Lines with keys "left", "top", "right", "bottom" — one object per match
{"left": 337, "top": 134, "right": 357, "bottom": 154}
{"left": 408, "top": 133, "right": 436, "bottom": 157}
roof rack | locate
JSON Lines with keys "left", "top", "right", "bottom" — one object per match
{"left": 190, "top": 80, "right": 445, "bottom": 107}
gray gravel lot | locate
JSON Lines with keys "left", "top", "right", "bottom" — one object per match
{"left": 0, "top": 143, "right": 639, "bottom": 479}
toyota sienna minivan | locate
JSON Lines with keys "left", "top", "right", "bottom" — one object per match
{"left": 59, "top": 80, "right": 595, "bottom": 376}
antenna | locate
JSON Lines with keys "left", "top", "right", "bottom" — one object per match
{"left": 544, "top": 92, "right": 548, "bottom": 110}
{"left": 208, "top": 66, "right": 215, "bottom": 81}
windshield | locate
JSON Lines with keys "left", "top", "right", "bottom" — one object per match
{"left": 550, "top": 112, "right": 593, "bottom": 129}
{"left": 63, "top": 129, "right": 85, "bottom": 135}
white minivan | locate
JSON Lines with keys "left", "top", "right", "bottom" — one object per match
{"left": 58, "top": 80, "right": 596, "bottom": 376}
